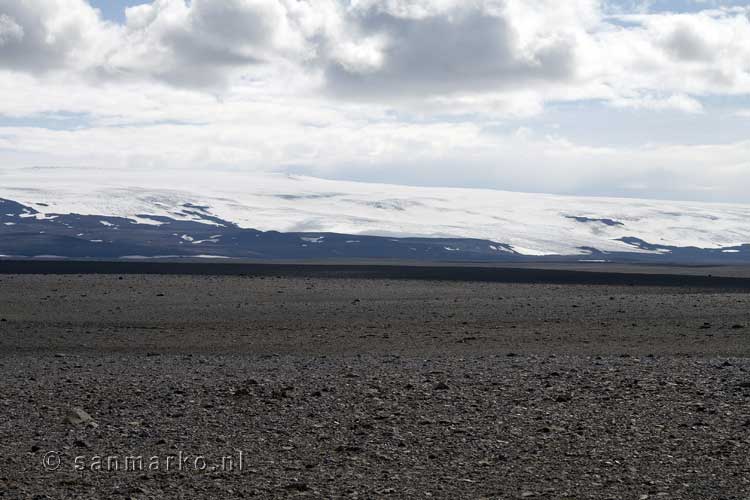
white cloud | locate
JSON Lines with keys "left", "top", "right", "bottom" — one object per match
{"left": 1, "top": 0, "right": 750, "bottom": 202}
{"left": 0, "top": 95, "right": 748, "bottom": 202}
{"left": 320, "top": 1, "right": 585, "bottom": 100}
{"left": 0, "top": 13, "right": 24, "bottom": 46}
{"left": 600, "top": 8, "right": 750, "bottom": 97}
{"left": 9, "top": 0, "right": 126, "bottom": 78}
{"left": 609, "top": 92, "right": 705, "bottom": 113}
{"left": 104, "top": 0, "right": 292, "bottom": 87}
{"left": 2, "top": 0, "right": 749, "bottom": 101}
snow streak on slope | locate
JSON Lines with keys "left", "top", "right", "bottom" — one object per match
{"left": 1, "top": 167, "right": 749, "bottom": 256}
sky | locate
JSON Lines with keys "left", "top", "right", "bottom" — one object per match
{"left": 0, "top": 1, "right": 749, "bottom": 203}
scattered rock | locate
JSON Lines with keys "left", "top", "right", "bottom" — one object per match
{"left": 283, "top": 482, "right": 309, "bottom": 492}
{"left": 73, "top": 439, "right": 91, "bottom": 449}
{"left": 64, "top": 407, "right": 94, "bottom": 425}
{"left": 5, "top": 272, "right": 750, "bottom": 499}
{"left": 335, "top": 445, "right": 363, "bottom": 453}
{"left": 271, "top": 388, "right": 290, "bottom": 399}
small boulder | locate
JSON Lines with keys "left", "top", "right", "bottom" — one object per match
{"left": 283, "top": 482, "right": 309, "bottom": 492}
{"left": 64, "top": 407, "right": 94, "bottom": 425}
{"left": 73, "top": 439, "right": 91, "bottom": 449}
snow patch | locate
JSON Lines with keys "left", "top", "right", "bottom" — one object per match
{"left": 510, "top": 245, "right": 556, "bottom": 256}
{"left": 19, "top": 212, "right": 57, "bottom": 220}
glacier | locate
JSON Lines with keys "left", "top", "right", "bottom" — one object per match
{"left": 0, "top": 166, "right": 749, "bottom": 257}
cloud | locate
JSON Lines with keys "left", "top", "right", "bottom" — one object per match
{"left": 0, "top": 0, "right": 123, "bottom": 93}
{"left": 0, "top": 14, "right": 24, "bottom": 46}
{"left": 2, "top": 0, "right": 750, "bottom": 204}
{"left": 2, "top": 111, "right": 749, "bottom": 202}
{"left": 0, "top": 0, "right": 94, "bottom": 73}
{"left": 601, "top": 8, "right": 750, "bottom": 96}
{"left": 321, "top": 1, "right": 583, "bottom": 99}
{"left": 102, "top": 0, "right": 301, "bottom": 88}
{"left": 2, "top": 0, "right": 749, "bottom": 105}
{"left": 609, "top": 92, "right": 704, "bottom": 113}
{"left": 661, "top": 22, "right": 714, "bottom": 61}
{"left": 0, "top": 0, "right": 316, "bottom": 89}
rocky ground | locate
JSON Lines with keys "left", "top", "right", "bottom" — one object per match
{"left": 1, "top": 271, "right": 750, "bottom": 499}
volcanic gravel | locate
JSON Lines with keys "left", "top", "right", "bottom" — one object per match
{"left": 1, "top": 272, "right": 750, "bottom": 499}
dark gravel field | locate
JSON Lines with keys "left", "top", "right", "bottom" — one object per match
{"left": 1, "top": 267, "right": 750, "bottom": 499}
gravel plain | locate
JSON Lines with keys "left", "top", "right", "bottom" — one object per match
{"left": 1, "top": 269, "right": 750, "bottom": 499}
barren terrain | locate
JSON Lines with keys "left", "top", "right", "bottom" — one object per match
{"left": 1, "top": 265, "right": 750, "bottom": 499}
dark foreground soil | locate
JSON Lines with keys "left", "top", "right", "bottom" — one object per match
{"left": 1, "top": 270, "right": 750, "bottom": 499}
